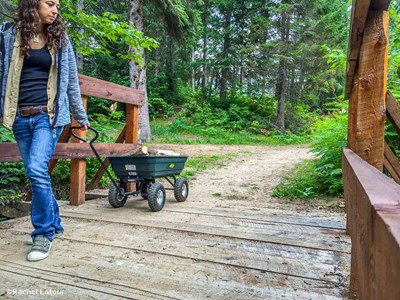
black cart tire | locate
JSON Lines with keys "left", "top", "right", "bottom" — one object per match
{"left": 174, "top": 178, "right": 189, "bottom": 202}
{"left": 140, "top": 181, "right": 149, "bottom": 199}
{"left": 108, "top": 182, "right": 128, "bottom": 208}
{"left": 147, "top": 182, "right": 166, "bottom": 212}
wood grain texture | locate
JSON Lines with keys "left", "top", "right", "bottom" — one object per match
{"left": 0, "top": 143, "right": 139, "bottom": 161}
{"left": 383, "top": 141, "right": 400, "bottom": 184}
{"left": 345, "top": 0, "right": 371, "bottom": 98}
{"left": 70, "top": 96, "right": 88, "bottom": 206}
{"left": 386, "top": 90, "right": 400, "bottom": 135}
{"left": 347, "top": 10, "right": 389, "bottom": 171}
{"left": 0, "top": 199, "right": 350, "bottom": 299}
{"left": 343, "top": 147, "right": 400, "bottom": 300}
{"left": 78, "top": 74, "right": 145, "bottom": 106}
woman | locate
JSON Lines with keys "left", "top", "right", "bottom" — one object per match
{"left": 0, "top": 0, "right": 89, "bottom": 261}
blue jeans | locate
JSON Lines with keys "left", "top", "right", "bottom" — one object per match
{"left": 12, "top": 112, "right": 63, "bottom": 241}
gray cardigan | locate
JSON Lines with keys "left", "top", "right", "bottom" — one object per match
{"left": 0, "top": 23, "right": 88, "bottom": 128}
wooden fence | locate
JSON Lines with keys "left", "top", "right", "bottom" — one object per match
{"left": 344, "top": 0, "right": 400, "bottom": 299}
{"left": 0, "top": 74, "right": 144, "bottom": 206}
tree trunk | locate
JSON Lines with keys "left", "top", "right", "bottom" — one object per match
{"left": 219, "top": 3, "right": 233, "bottom": 100}
{"left": 76, "top": 0, "right": 84, "bottom": 70}
{"left": 275, "top": 1, "right": 290, "bottom": 132}
{"left": 128, "top": 0, "right": 152, "bottom": 142}
{"left": 201, "top": 0, "right": 209, "bottom": 98}
{"left": 167, "top": 37, "right": 176, "bottom": 97}
{"left": 192, "top": 50, "right": 195, "bottom": 92}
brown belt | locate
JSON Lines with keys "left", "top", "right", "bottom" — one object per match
{"left": 19, "top": 106, "right": 48, "bottom": 117}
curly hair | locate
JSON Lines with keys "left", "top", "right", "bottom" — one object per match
{"left": 14, "top": 0, "right": 67, "bottom": 55}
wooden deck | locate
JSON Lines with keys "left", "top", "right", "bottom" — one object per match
{"left": 0, "top": 197, "right": 350, "bottom": 299}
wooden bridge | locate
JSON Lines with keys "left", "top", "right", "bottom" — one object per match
{"left": 0, "top": 0, "right": 399, "bottom": 299}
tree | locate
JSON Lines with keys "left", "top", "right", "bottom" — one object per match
{"left": 127, "top": 0, "right": 192, "bottom": 141}
{"left": 128, "top": 0, "right": 151, "bottom": 142}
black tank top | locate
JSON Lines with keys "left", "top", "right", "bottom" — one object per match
{"left": 18, "top": 45, "right": 52, "bottom": 107}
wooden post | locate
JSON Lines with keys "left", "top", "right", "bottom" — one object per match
{"left": 347, "top": 10, "right": 389, "bottom": 171}
{"left": 70, "top": 96, "right": 88, "bottom": 206}
{"left": 126, "top": 104, "right": 139, "bottom": 144}
{"left": 125, "top": 104, "right": 139, "bottom": 192}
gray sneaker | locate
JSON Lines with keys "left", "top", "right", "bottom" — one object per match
{"left": 27, "top": 231, "right": 63, "bottom": 245}
{"left": 27, "top": 235, "right": 52, "bottom": 262}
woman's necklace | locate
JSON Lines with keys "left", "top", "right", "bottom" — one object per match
{"left": 33, "top": 33, "right": 40, "bottom": 43}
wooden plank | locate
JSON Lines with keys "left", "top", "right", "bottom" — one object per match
{"left": 0, "top": 254, "right": 344, "bottom": 299}
{"left": 0, "top": 230, "right": 347, "bottom": 299}
{"left": 342, "top": 147, "right": 400, "bottom": 300}
{"left": 386, "top": 90, "right": 400, "bottom": 135}
{"left": 162, "top": 206, "right": 346, "bottom": 230}
{"left": 372, "top": 209, "right": 400, "bottom": 300}
{"left": 347, "top": 10, "right": 389, "bottom": 171}
{"left": 0, "top": 143, "right": 139, "bottom": 161}
{"left": 345, "top": 0, "right": 391, "bottom": 99}
{"left": 0, "top": 266, "right": 161, "bottom": 300}
{"left": 70, "top": 96, "right": 88, "bottom": 206}
{"left": 78, "top": 74, "right": 145, "bottom": 106}
{"left": 347, "top": 67, "right": 360, "bottom": 151}
{"left": 59, "top": 203, "right": 351, "bottom": 253}
{"left": 125, "top": 104, "right": 139, "bottom": 144}
{"left": 125, "top": 104, "right": 139, "bottom": 192}
{"left": 11, "top": 219, "right": 348, "bottom": 284}
{"left": 87, "top": 126, "right": 127, "bottom": 191}
{"left": 384, "top": 141, "right": 400, "bottom": 183}
{"left": 345, "top": 0, "right": 371, "bottom": 98}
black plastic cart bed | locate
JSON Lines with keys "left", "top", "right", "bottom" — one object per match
{"left": 71, "top": 127, "right": 189, "bottom": 212}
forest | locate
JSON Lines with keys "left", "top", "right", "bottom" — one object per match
{"left": 0, "top": 0, "right": 399, "bottom": 203}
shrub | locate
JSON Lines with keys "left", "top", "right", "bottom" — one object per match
{"left": 273, "top": 102, "right": 348, "bottom": 198}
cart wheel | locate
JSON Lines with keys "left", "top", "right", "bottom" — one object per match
{"left": 174, "top": 178, "right": 189, "bottom": 202}
{"left": 108, "top": 182, "right": 128, "bottom": 208}
{"left": 147, "top": 182, "right": 166, "bottom": 212}
{"left": 140, "top": 181, "right": 149, "bottom": 200}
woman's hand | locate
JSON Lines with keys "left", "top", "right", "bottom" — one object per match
{"left": 80, "top": 122, "right": 90, "bottom": 131}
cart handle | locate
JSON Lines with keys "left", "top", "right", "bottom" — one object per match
{"left": 70, "top": 126, "right": 99, "bottom": 144}
{"left": 69, "top": 126, "right": 120, "bottom": 191}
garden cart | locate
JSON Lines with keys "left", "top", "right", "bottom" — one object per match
{"left": 70, "top": 127, "right": 189, "bottom": 212}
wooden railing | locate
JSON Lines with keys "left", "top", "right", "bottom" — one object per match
{"left": 344, "top": 1, "right": 399, "bottom": 298}
{"left": 0, "top": 74, "right": 144, "bottom": 205}
{"left": 343, "top": 148, "right": 400, "bottom": 300}
{"left": 384, "top": 91, "right": 400, "bottom": 183}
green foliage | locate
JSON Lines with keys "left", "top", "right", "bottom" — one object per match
{"left": 0, "top": 125, "right": 26, "bottom": 205}
{"left": 273, "top": 103, "right": 348, "bottom": 198}
{"left": 62, "top": 4, "right": 159, "bottom": 63}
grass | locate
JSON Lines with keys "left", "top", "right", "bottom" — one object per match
{"left": 181, "top": 153, "right": 237, "bottom": 180}
{"left": 150, "top": 119, "right": 308, "bottom": 145}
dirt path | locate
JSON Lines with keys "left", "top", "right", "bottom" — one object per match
{"left": 151, "top": 144, "right": 343, "bottom": 216}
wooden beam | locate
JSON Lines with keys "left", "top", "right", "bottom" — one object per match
{"left": 86, "top": 126, "right": 126, "bottom": 191}
{"left": 125, "top": 104, "right": 139, "bottom": 144}
{"left": 0, "top": 143, "right": 139, "bottom": 162}
{"left": 70, "top": 96, "right": 88, "bottom": 206}
{"left": 386, "top": 91, "right": 400, "bottom": 135}
{"left": 345, "top": 0, "right": 371, "bottom": 99}
{"left": 384, "top": 141, "right": 400, "bottom": 184}
{"left": 347, "top": 10, "right": 389, "bottom": 171}
{"left": 78, "top": 74, "right": 145, "bottom": 106}
{"left": 343, "top": 147, "right": 400, "bottom": 300}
